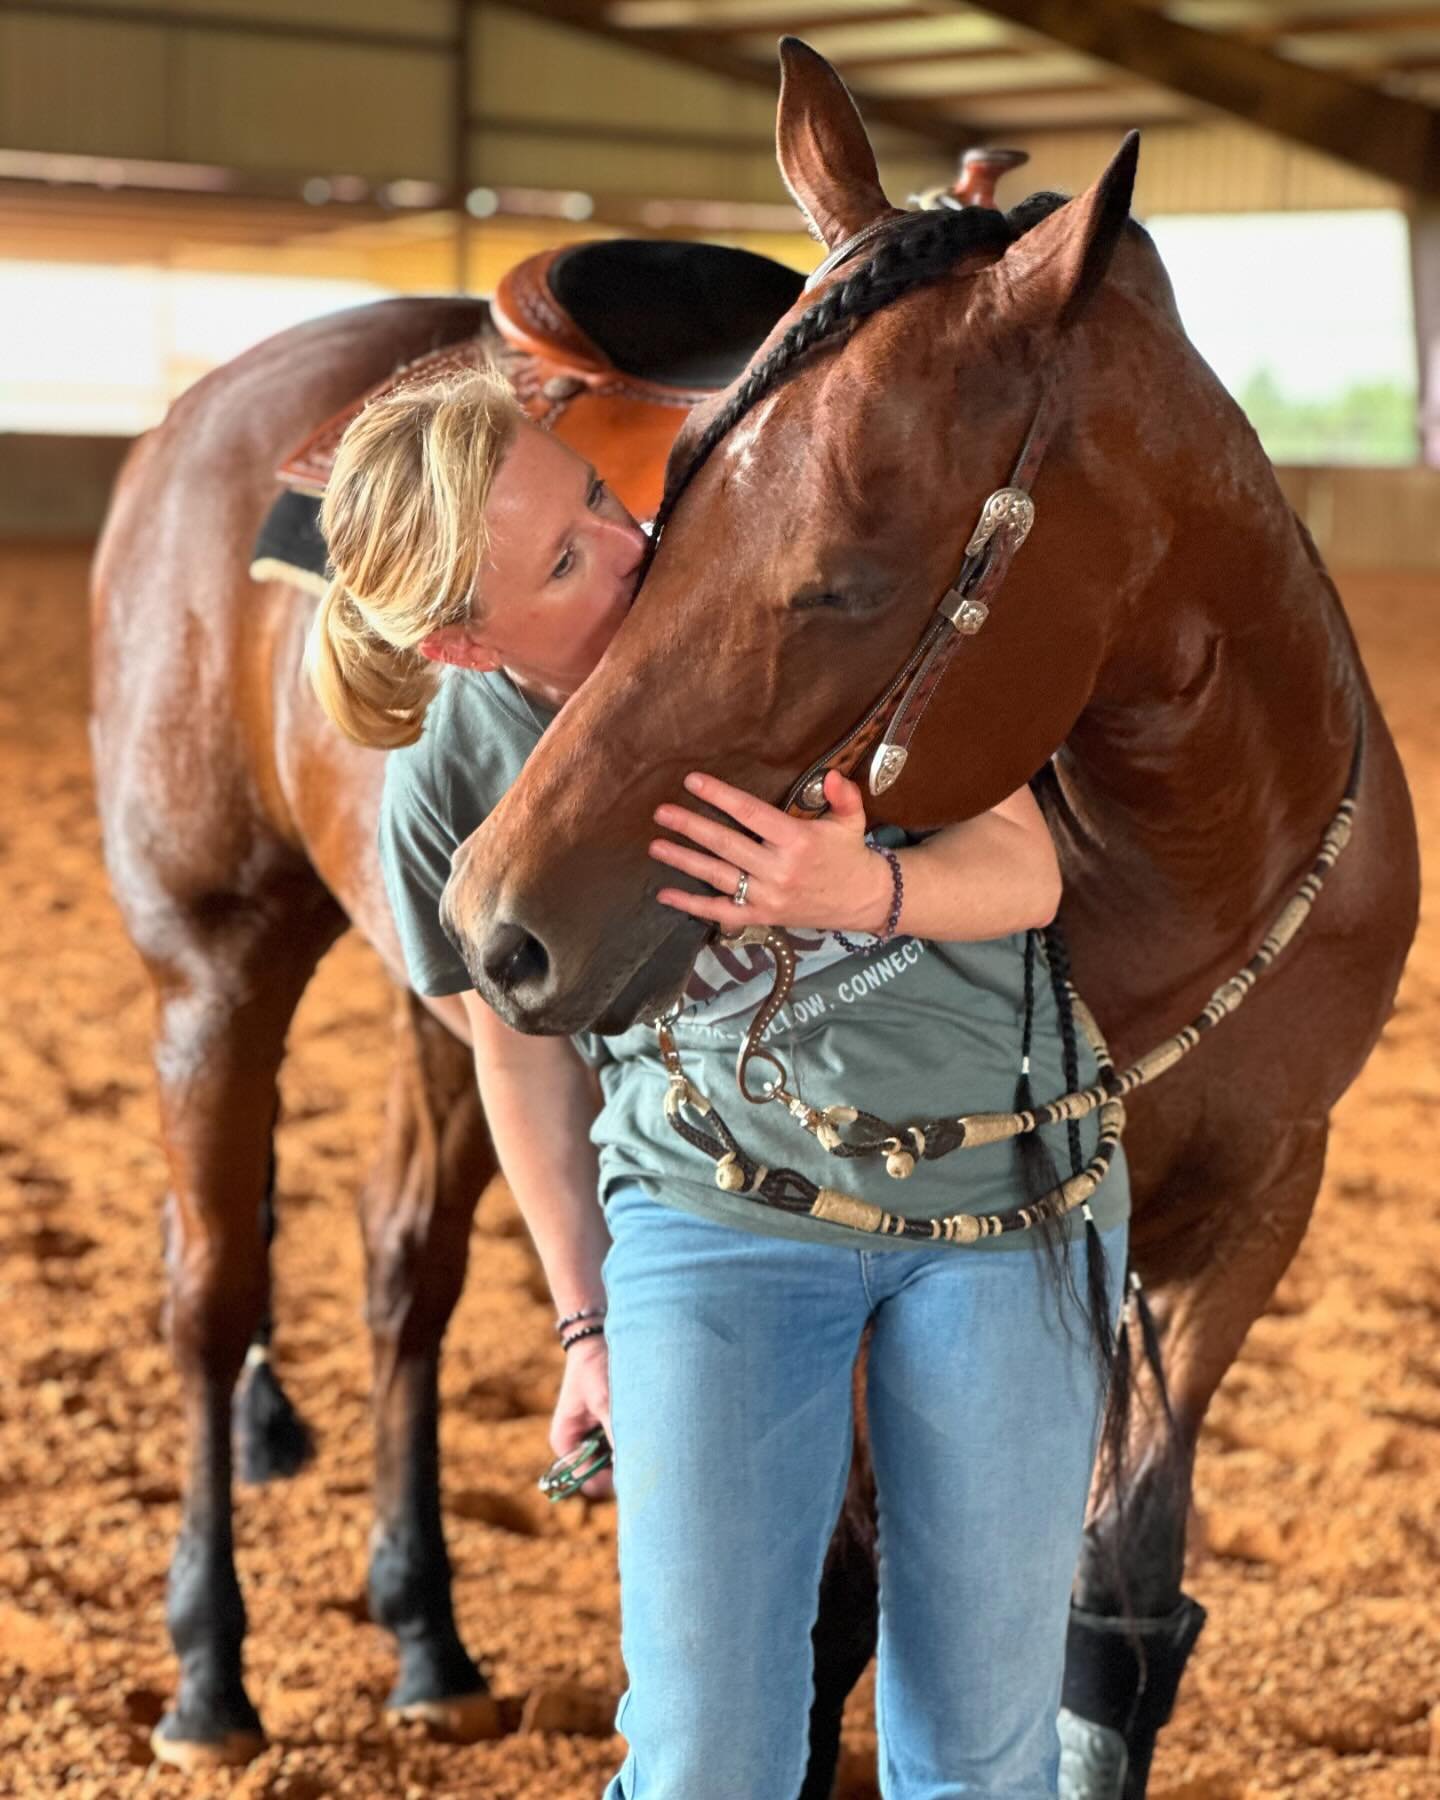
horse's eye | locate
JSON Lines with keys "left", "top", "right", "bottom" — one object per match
{"left": 788, "top": 589, "right": 849, "bottom": 612}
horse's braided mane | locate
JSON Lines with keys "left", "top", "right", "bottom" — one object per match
{"left": 642, "top": 191, "right": 1072, "bottom": 567}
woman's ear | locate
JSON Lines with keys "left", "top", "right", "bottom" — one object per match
{"left": 416, "top": 623, "right": 499, "bottom": 671}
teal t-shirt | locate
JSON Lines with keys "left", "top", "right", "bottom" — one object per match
{"left": 377, "top": 666, "right": 1130, "bottom": 1254}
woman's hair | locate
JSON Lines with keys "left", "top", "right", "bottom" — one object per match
{"left": 305, "top": 363, "right": 523, "bottom": 749}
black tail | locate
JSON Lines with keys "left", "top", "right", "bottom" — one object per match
{"left": 233, "top": 1153, "right": 314, "bottom": 1484}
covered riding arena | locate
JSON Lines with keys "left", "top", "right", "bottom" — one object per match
{"left": 2, "top": 3, "right": 1439, "bottom": 1796}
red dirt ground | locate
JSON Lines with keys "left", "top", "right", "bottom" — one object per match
{"left": 0, "top": 545, "right": 1436, "bottom": 1800}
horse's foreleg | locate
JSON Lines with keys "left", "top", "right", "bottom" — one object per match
{"left": 359, "top": 990, "right": 503, "bottom": 1740}
{"left": 1061, "top": 1120, "right": 1330, "bottom": 1800}
{"left": 146, "top": 885, "right": 344, "bottom": 1769}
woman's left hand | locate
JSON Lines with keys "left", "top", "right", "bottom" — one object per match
{"left": 650, "top": 768, "right": 890, "bottom": 937}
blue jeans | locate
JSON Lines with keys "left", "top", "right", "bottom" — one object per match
{"left": 598, "top": 1179, "right": 1130, "bottom": 1800}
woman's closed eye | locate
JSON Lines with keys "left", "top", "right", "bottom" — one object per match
{"left": 549, "top": 477, "right": 608, "bottom": 581}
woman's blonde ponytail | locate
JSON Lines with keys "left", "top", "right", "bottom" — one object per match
{"left": 305, "top": 575, "right": 441, "bottom": 750}
{"left": 302, "top": 364, "right": 522, "bottom": 749}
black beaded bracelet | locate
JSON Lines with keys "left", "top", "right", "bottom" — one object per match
{"left": 834, "top": 842, "right": 904, "bottom": 955}
{"left": 555, "top": 1304, "right": 606, "bottom": 1336}
{"left": 560, "top": 1322, "right": 606, "bottom": 1352}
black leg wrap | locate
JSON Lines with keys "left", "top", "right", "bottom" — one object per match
{"left": 1059, "top": 1593, "right": 1207, "bottom": 1800}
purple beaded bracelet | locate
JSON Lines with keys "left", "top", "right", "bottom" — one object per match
{"left": 834, "top": 842, "right": 904, "bottom": 955}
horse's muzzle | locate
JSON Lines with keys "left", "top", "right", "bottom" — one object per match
{"left": 444, "top": 860, "right": 703, "bottom": 1038}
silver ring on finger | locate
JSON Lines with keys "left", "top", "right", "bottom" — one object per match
{"left": 732, "top": 870, "right": 750, "bottom": 906}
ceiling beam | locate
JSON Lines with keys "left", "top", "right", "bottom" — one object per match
{"left": 1239, "top": 7, "right": 1440, "bottom": 39}
{"left": 493, "top": 0, "right": 977, "bottom": 146}
{"left": 605, "top": 0, "right": 932, "bottom": 33}
{"left": 733, "top": 13, "right": 1023, "bottom": 61}
{"left": 856, "top": 51, "right": 1109, "bottom": 97}
{"left": 962, "top": 0, "right": 1440, "bottom": 193}
{"left": 950, "top": 87, "right": 1197, "bottom": 129}
{"left": 799, "top": 39, "right": 1030, "bottom": 71}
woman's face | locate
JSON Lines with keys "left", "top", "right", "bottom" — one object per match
{"left": 417, "top": 418, "right": 649, "bottom": 703}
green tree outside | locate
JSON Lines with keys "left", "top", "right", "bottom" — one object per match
{"left": 1237, "top": 369, "right": 1417, "bottom": 466}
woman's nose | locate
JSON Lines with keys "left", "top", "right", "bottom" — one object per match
{"left": 603, "top": 514, "right": 647, "bottom": 572}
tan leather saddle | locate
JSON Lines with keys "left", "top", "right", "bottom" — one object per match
{"left": 275, "top": 238, "right": 803, "bottom": 524}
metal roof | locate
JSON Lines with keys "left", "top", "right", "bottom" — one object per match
{"left": 508, "top": 0, "right": 1440, "bottom": 194}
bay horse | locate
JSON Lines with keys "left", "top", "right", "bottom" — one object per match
{"left": 440, "top": 38, "right": 1420, "bottom": 1800}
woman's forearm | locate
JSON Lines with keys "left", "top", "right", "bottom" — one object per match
{"left": 881, "top": 812, "right": 1062, "bottom": 942}
{"left": 469, "top": 1026, "right": 611, "bottom": 1317}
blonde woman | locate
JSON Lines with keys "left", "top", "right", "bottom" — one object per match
{"left": 308, "top": 366, "right": 1130, "bottom": 1800}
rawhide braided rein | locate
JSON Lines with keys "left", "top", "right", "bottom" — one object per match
{"left": 654, "top": 711, "right": 1363, "bottom": 1244}
{"left": 657, "top": 964, "right": 1123, "bottom": 1242}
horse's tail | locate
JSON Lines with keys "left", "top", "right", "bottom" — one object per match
{"left": 233, "top": 1149, "right": 314, "bottom": 1484}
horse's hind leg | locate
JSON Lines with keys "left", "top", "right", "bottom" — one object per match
{"left": 138, "top": 868, "right": 345, "bottom": 1768}
{"left": 358, "top": 989, "right": 503, "bottom": 1738}
{"left": 1061, "top": 1120, "right": 1330, "bottom": 1800}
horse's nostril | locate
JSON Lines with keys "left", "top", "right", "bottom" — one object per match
{"left": 482, "top": 921, "right": 549, "bottom": 994}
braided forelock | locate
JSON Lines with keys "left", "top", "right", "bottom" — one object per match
{"left": 641, "top": 201, "right": 1031, "bottom": 576}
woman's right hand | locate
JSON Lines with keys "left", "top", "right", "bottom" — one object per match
{"left": 551, "top": 1333, "right": 614, "bottom": 1499}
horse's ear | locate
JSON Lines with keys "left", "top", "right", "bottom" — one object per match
{"left": 776, "top": 37, "right": 902, "bottom": 250}
{"left": 996, "top": 132, "right": 1141, "bottom": 331}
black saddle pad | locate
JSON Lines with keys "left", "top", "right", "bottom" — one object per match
{"left": 251, "top": 488, "right": 328, "bottom": 592}
{"left": 549, "top": 240, "right": 804, "bottom": 389}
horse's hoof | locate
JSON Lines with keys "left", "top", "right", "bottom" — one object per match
{"left": 388, "top": 1689, "right": 504, "bottom": 1742}
{"left": 149, "top": 1721, "right": 267, "bottom": 1770}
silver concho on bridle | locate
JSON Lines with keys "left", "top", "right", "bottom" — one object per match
{"left": 866, "top": 483, "right": 1037, "bottom": 796}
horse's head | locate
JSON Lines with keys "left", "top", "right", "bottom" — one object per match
{"left": 445, "top": 40, "right": 1175, "bottom": 1035}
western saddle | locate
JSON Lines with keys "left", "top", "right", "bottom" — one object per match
{"left": 273, "top": 238, "right": 804, "bottom": 523}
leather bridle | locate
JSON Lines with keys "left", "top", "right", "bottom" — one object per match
{"left": 780, "top": 217, "right": 1061, "bottom": 817}
{"left": 781, "top": 380, "right": 1057, "bottom": 814}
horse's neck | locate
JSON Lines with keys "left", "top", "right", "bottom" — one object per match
{"left": 1052, "top": 498, "right": 1359, "bottom": 1005}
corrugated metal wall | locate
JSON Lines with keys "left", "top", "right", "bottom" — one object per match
{"left": 0, "top": 1, "right": 454, "bottom": 180}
